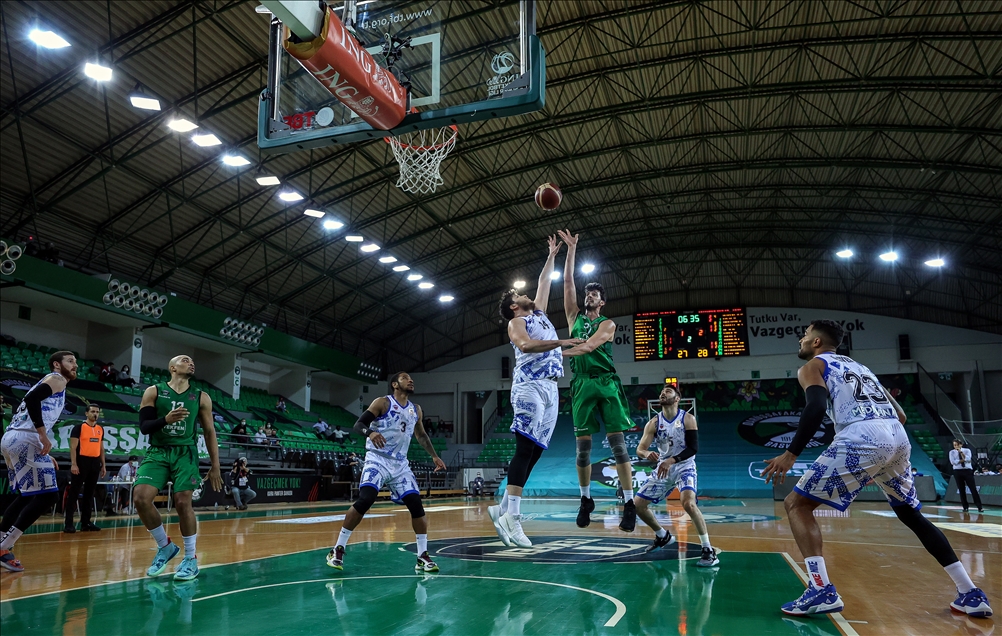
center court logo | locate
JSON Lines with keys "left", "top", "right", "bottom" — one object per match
{"left": 738, "top": 411, "right": 834, "bottom": 449}
{"left": 410, "top": 536, "right": 699, "bottom": 563}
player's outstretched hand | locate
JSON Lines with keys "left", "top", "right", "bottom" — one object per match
{"left": 368, "top": 432, "right": 387, "bottom": 449}
{"left": 433, "top": 457, "right": 446, "bottom": 472}
{"left": 557, "top": 229, "right": 578, "bottom": 248}
{"left": 761, "top": 451, "right": 797, "bottom": 484}
{"left": 547, "top": 234, "right": 563, "bottom": 256}
{"left": 166, "top": 407, "right": 189, "bottom": 424}
{"left": 560, "top": 338, "right": 586, "bottom": 348}
{"left": 208, "top": 465, "right": 223, "bottom": 492}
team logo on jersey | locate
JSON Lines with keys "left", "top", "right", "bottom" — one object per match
{"left": 738, "top": 411, "right": 834, "bottom": 449}
{"left": 161, "top": 390, "right": 170, "bottom": 397}
{"left": 408, "top": 536, "right": 699, "bottom": 563}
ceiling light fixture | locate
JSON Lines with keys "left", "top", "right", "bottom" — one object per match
{"left": 438, "top": 295, "right": 454, "bottom": 302}
{"left": 192, "top": 133, "right": 221, "bottom": 147}
{"left": 550, "top": 270, "right": 561, "bottom": 280}
{"left": 129, "top": 93, "right": 161, "bottom": 111}
{"left": 581, "top": 263, "right": 595, "bottom": 274}
{"left": 29, "top": 29, "right": 71, "bottom": 49}
{"left": 513, "top": 280, "right": 526, "bottom": 289}
{"left": 392, "top": 265, "right": 410, "bottom": 272}
{"left": 418, "top": 282, "right": 434, "bottom": 289}
{"left": 407, "top": 274, "right": 423, "bottom": 281}
{"left": 278, "top": 191, "right": 304, "bottom": 202}
{"left": 836, "top": 249, "right": 853, "bottom": 258}
{"left": 84, "top": 62, "right": 113, "bottom": 81}
{"left": 360, "top": 243, "right": 380, "bottom": 253}
{"left": 303, "top": 209, "right": 325, "bottom": 218}
{"left": 222, "top": 154, "right": 250, "bottom": 167}
{"left": 879, "top": 251, "right": 898, "bottom": 262}
{"left": 924, "top": 258, "right": 945, "bottom": 267}
{"left": 322, "top": 219, "right": 343, "bottom": 230}
{"left": 379, "top": 256, "right": 397, "bottom": 263}
{"left": 167, "top": 118, "right": 198, "bottom": 132}
{"left": 255, "top": 175, "right": 280, "bottom": 186}
{"left": 345, "top": 235, "right": 364, "bottom": 242}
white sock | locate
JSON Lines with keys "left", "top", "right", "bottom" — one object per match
{"left": 655, "top": 527, "right": 667, "bottom": 539}
{"left": 149, "top": 525, "right": 169, "bottom": 549}
{"left": 945, "top": 561, "right": 976, "bottom": 593}
{"left": 500, "top": 492, "right": 510, "bottom": 514}
{"left": 182, "top": 534, "right": 196, "bottom": 558}
{"left": 416, "top": 534, "right": 428, "bottom": 555}
{"left": 509, "top": 495, "right": 522, "bottom": 518}
{"left": 0, "top": 528, "right": 23, "bottom": 550}
{"left": 699, "top": 533, "right": 711, "bottom": 549}
{"left": 804, "top": 556, "right": 830, "bottom": 589}
{"left": 336, "top": 527, "right": 352, "bottom": 549}
{"left": 623, "top": 489, "right": 634, "bottom": 501}
{"left": 580, "top": 485, "right": 591, "bottom": 498}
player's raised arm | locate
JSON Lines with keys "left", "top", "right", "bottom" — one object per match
{"left": 558, "top": 229, "right": 580, "bottom": 327}
{"left": 508, "top": 315, "right": 583, "bottom": 353}
{"left": 532, "top": 235, "right": 562, "bottom": 313}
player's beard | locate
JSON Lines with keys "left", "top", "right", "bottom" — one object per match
{"left": 796, "top": 344, "right": 814, "bottom": 361}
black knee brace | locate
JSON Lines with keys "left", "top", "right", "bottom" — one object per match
{"left": 575, "top": 437, "right": 592, "bottom": 468}
{"left": 508, "top": 433, "right": 543, "bottom": 488}
{"left": 894, "top": 504, "right": 959, "bottom": 567}
{"left": 401, "top": 493, "right": 425, "bottom": 519}
{"left": 352, "top": 486, "right": 378, "bottom": 516}
{"left": 608, "top": 432, "right": 630, "bottom": 465}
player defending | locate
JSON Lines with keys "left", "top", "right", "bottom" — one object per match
{"left": 557, "top": 229, "right": 637, "bottom": 531}
{"left": 763, "top": 320, "right": 992, "bottom": 618}
{"left": 634, "top": 384, "right": 719, "bottom": 567}
{"left": 327, "top": 372, "right": 446, "bottom": 573}
{"left": 488, "top": 235, "right": 583, "bottom": 548}
{"left": 0, "top": 351, "right": 76, "bottom": 572}
{"left": 135, "top": 355, "right": 222, "bottom": 581}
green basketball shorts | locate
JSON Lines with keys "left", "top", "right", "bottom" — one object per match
{"left": 570, "top": 374, "right": 633, "bottom": 437}
{"left": 135, "top": 445, "right": 202, "bottom": 492}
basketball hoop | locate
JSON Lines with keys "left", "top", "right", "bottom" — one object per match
{"left": 385, "top": 125, "right": 458, "bottom": 194}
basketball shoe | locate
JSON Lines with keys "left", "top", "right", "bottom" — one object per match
{"left": 782, "top": 584, "right": 844, "bottom": 616}
{"left": 576, "top": 496, "right": 595, "bottom": 528}
{"left": 697, "top": 546, "right": 720, "bottom": 567}
{"left": 0, "top": 549, "right": 23, "bottom": 572}
{"left": 499, "top": 512, "right": 531, "bottom": 548}
{"left": 415, "top": 551, "right": 439, "bottom": 573}
{"left": 644, "top": 531, "right": 676, "bottom": 553}
{"left": 326, "top": 545, "right": 345, "bottom": 570}
{"left": 951, "top": 588, "right": 992, "bottom": 617}
{"left": 488, "top": 505, "right": 511, "bottom": 546}
{"left": 619, "top": 500, "right": 637, "bottom": 532}
{"left": 147, "top": 540, "right": 180, "bottom": 576}
{"left": 173, "top": 556, "right": 199, "bottom": 581}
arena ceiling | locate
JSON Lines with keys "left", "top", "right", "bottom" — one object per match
{"left": 1, "top": 0, "right": 1000, "bottom": 373}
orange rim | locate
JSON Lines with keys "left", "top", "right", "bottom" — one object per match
{"left": 384, "top": 124, "right": 459, "bottom": 151}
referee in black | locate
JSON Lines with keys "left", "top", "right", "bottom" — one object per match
{"left": 950, "top": 439, "right": 984, "bottom": 513}
{"left": 64, "top": 404, "right": 107, "bottom": 532}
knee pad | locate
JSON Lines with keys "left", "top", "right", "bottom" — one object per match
{"left": 608, "top": 432, "right": 630, "bottom": 465}
{"left": 401, "top": 493, "right": 425, "bottom": 519}
{"left": 353, "top": 486, "right": 378, "bottom": 515}
{"left": 575, "top": 437, "right": 593, "bottom": 468}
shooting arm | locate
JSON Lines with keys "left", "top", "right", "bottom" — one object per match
{"left": 563, "top": 240, "right": 578, "bottom": 327}
{"left": 533, "top": 246, "right": 559, "bottom": 314}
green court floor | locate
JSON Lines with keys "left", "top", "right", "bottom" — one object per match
{"left": 1, "top": 541, "right": 841, "bottom": 635}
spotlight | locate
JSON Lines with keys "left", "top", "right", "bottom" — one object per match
{"left": 113, "top": 296, "right": 125, "bottom": 307}
{"left": 167, "top": 118, "right": 199, "bottom": 133}
{"left": 360, "top": 243, "right": 380, "bottom": 253}
{"left": 836, "top": 249, "right": 853, "bottom": 259}
{"left": 123, "top": 298, "right": 135, "bottom": 310}
{"left": 550, "top": 270, "right": 561, "bottom": 280}
{"left": 322, "top": 219, "right": 344, "bottom": 230}
{"left": 879, "top": 251, "right": 898, "bottom": 262}
{"left": 157, "top": 295, "right": 168, "bottom": 306}
{"left": 148, "top": 292, "right": 159, "bottom": 304}
{"left": 129, "top": 90, "right": 161, "bottom": 111}
{"left": 407, "top": 274, "right": 423, "bottom": 281}
{"left": 513, "top": 280, "right": 526, "bottom": 289}
{"left": 0, "top": 240, "right": 6, "bottom": 257}
{"left": 134, "top": 301, "right": 146, "bottom": 313}
{"left": 139, "top": 289, "right": 150, "bottom": 301}
{"left": 345, "top": 235, "right": 364, "bottom": 242}
{"left": 119, "top": 282, "right": 131, "bottom": 295}
{"left": 418, "top": 282, "right": 434, "bottom": 289}
{"left": 224, "top": 317, "right": 234, "bottom": 326}
{"left": 278, "top": 191, "right": 304, "bottom": 202}
{"left": 256, "top": 175, "right": 280, "bottom": 186}
{"left": 108, "top": 279, "right": 120, "bottom": 292}
{"left": 222, "top": 154, "right": 251, "bottom": 167}
{"left": 219, "top": 329, "right": 227, "bottom": 336}
{"left": 152, "top": 307, "right": 163, "bottom": 318}
{"left": 192, "top": 133, "right": 222, "bottom": 147}
{"left": 581, "top": 263, "right": 595, "bottom": 274}
{"left": 925, "top": 258, "right": 945, "bottom": 267}
{"left": 143, "top": 305, "right": 154, "bottom": 316}
{"left": 1, "top": 260, "right": 16, "bottom": 275}
{"left": 103, "top": 292, "right": 114, "bottom": 305}
{"left": 84, "top": 62, "right": 113, "bottom": 82}
{"left": 438, "top": 295, "right": 454, "bottom": 302}
{"left": 392, "top": 265, "right": 410, "bottom": 272}
{"left": 304, "top": 209, "right": 325, "bottom": 218}
{"left": 29, "top": 29, "right": 71, "bottom": 49}
{"left": 379, "top": 256, "right": 397, "bottom": 263}
{"left": 7, "top": 244, "right": 23, "bottom": 260}
{"left": 129, "top": 286, "right": 141, "bottom": 298}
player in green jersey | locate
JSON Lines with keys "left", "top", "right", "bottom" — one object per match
{"left": 557, "top": 229, "right": 637, "bottom": 532}
{"left": 135, "top": 354, "right": 222, "bottom": 581}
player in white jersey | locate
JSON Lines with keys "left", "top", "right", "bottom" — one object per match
{"left": 326, "top": 372, "right": 446, "bottom": 573}
{"left": 0, "top": 350, "right": 77, "bottom": 572}
{"left": 634, "top": 384, "right": 719, "bottom": 567}
{"left": 762, "top": 320, "right": 992, "bottom": 618}
{"left": 488, "top": 235, "right": 583, "bottom": 548}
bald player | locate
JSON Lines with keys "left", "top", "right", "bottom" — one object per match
{"left": 134, "top": 355, "right": 222, "bottom": 581}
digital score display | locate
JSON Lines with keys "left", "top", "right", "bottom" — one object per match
{"left": 634, "top": 308, "right": 750, "bottom": 361}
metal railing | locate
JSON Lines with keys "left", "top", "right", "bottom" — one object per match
{"left": 916, "top": 364, "right": 962, "bottom": 426}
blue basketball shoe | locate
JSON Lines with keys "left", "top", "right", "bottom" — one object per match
{"left": 173, "top": 556, "right": 199, "bottom": 581}
{"left": 782, "top": 584, "right": 844, "bottom": 616}
{"left": 146, "top": 540, "right": 180, "bottom": 577}
{"left": 951, "top": 588, "right": 992, "bottom": 618}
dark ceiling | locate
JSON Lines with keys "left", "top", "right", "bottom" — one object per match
{"left": 2, "top": 0, "right": 1000, "bottom": 373}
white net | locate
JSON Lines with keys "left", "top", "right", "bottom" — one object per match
{"left": 386, "top": 126, "right": 458, "bottom": 194}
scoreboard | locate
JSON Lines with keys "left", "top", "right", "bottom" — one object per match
{"left": 634, "top": 308, "right": 750, "bottom": 361}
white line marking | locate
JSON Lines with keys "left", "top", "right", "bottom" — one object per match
{"left": 781, "top": 553, "right": 859, "bottom": 636}
{"left": 192, "top": 574, "right": 627, "bottom": 626}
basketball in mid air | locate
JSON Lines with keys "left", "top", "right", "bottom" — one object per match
{"left": 534, "top": 183, "right": 562, "bottom": 210}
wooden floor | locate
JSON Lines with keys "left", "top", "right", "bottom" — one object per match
{"left": 1, "top": 498, "right": 998, "bottom": 635}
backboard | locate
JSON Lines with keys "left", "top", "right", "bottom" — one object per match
{"left": 258, "top": 0, "right": 545, "bottom": 152}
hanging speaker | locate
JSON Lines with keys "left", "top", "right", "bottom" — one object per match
{"left": 501, "top": 356, "right": 510, "bottom": 380}
{"left": 898, "top": 334, "right": 911, "bottom": 361}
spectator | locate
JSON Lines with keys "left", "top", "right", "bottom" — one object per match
{"left": 470, "top": 472, "right": 485, "bottom": 498}
{"left": 253, "top": 426, "right": 268, "bottom": 446}
{"left": 113, "top": 455, "right": 139, "bottom": 514}
{"left": 313, "top": 418, "right": 331, "bottom": 439}
{"left": 275, "top": 397, "right": 287, "bottom": 413}
{"left": 114, "top": 364, "right": 137, "bottom": 388}
{"left": 910, "top": 467, "right": 924, "bottom": 478}
{"left": 232, "top": 419, "right": 250, "bottom": 445}
{"left": 264, "top": 423, "right": 280, "bottom": 459}
{"left": 65, "top": 404, "right": 107, "bottom": 533}
{"left": 99, "top": 362, "right": 117, "bottom": 384}
{"left": 950, "top": 439, "right": 984, "bottom": 513}
{"left": 332, "top": 425, "right": 347, "bottom": 445}
{"left": 230, "top": 458, "right": 256, "bottom": 510}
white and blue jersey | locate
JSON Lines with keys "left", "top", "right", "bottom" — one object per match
{"left": 511, "top": 310, "right": 564, "bottom": 383}
{"left": 365, "top": 395, "right": 419, "bottom": 462}
{"left": 2, "top": 374, "right": 64, "bottom": 495}
{"left": 816, "top": 352, "right": 898, "bottom": 433}
{"left": 7, "top": 373, "right": 66, "bottom": 436}
{"left": 637, "top": 409, "right": 698, "bottom": 503}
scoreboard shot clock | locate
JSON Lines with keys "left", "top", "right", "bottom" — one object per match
{"left": 634, "top": 308, "right": 750, "bottom": 361}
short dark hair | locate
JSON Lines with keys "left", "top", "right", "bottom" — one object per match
{"left": 388, "top": 372, "right": 408, "bottom": 391}
{"left": 86, "top": 403, "right": 101, "bottom": 411}
{"left": 48, "top": 350, "right": 75, "bottom": 370}
{"left": 808, "top": 319, "right": 845, "bottom": 348}
{"left": 953, "top": 439, "right": 963, "bottom": 446}
{"left": 498, "top": 289, "right": 518, "bottom": 321}
{"left": 584, "top": 282, "right": 606, "bottom": 301}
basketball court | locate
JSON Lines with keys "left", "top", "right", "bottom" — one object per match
{"left": 1, "top": 0, "right": 1001, "bottom": 635}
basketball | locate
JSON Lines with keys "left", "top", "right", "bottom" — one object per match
{"left": 535, "top": 183, "right": 562, "bottom": 210}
